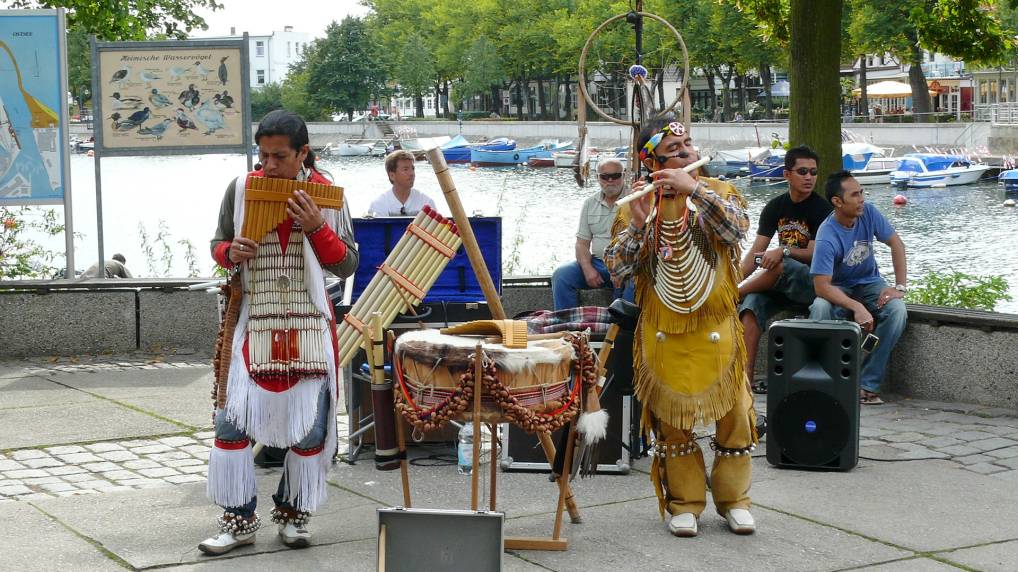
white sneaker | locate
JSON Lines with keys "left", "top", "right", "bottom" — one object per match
{"left": 198, "top": 531, "right": 255, "bottom": 555}
{"left": 667, "top": 513, "right": 698, "bottom": 537}
{"left": 725, "top": 508, "right": 756, "bottom": 534}
{"left": 279, "top": 522, "right": 311, "bottom": 548}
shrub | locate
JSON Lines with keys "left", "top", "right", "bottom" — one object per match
{"left": 906, "top": 271, "right": 1012, "bottom": 311}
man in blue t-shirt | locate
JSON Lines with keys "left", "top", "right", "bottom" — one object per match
{"left": 810, "top": 171, "right": 908, "bottom": 405}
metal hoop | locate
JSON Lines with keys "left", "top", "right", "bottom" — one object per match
{"left": 577, "top": 12, "right": 690, "bottom": 126}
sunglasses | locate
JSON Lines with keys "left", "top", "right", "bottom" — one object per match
{"left": 399, "top": 206, "right": 407, "bottom": 215}
{"left": 791, "top": 167, "right": 818, "bottom": 176}
{"left": 599, "top": 172, "right": 623, "bottom": 181}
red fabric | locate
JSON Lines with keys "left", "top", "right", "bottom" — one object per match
{"left": 214, "top": 438, "right": 250, "bottom": 450}
{"left": 290, "top": 443, "right": 325, "bottom": 456}
{"left": 213, "top": 241, "right": 233, "bottom": 269}
{"left": 306, "top": 223, "right": 346, "bottom": 264}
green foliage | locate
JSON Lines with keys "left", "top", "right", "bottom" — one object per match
{"left": 906, "top": 271, "right": 1012, "bottom": 311}
{"left": 458, "top": 36, "right": 502, "bottom": 103}
{"left": 137, "top": 220, "right": 200, "bottom": 277}
{"left": 303, "top": 17, "right": 386, "bottom": 119}
{"left": 280, "top": 72, "right": 329, "bottom": 122}
{"left": 394, "top": 32, "right": 437, "bottom": 116}
{"left": 0, "top": 207, "right": 65, "bottom": 279}
{"left": 11, "top": 0, "right": 222, "bottom": 40}
{"left": 250, "top": 83, "right": 284, "bottom": 121}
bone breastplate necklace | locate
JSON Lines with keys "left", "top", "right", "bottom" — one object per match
{"left": 652, "top": 216, "right": 718, "bottom": 314}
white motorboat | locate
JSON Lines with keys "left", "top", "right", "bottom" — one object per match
{"left": 890, "top": 154, "right": 992, "bottom": 188}
{"left": 852, "top": 157, "right": 899, "bottom": 186}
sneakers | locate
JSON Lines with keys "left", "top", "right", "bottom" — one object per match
{"left": 667, "top": 513, "right": 698, "bottom": 537}
{"left": 278, "top": 522, "right": 312, "bottom": 548}
{"left": 725, "top": 508, "right": 756, "bottom": 534}
{"left": 198, "top": 531, "right": 256, "bottom": 555}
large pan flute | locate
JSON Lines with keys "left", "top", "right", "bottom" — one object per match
{"left": 336, "top": 205, "right": 463, "bottom": 367}
{"left": 242, "top": 176, "right": 345, "bottom": 241}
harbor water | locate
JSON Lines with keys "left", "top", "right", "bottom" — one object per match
{"left": 25, "top": 151, "right": 1018, "bottom": 313}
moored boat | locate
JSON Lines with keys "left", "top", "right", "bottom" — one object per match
{"left": 890, "top": 153, "right": 991, "bottom": 188}
{"left": 471, "top": 140, "right": 572, "bottom": 166}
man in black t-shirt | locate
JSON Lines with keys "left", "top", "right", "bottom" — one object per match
{"left": 738, "top": 146, "right": 833, "bottom": 387}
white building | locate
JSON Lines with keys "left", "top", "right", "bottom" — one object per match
{"left": 194, "top": 26, "right": 313, "bottom": 89}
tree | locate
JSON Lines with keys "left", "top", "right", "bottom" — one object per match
{"left": 13, "top": 0, "right": 222, "bottom": 110}
{"left": 788, "top": 0, "right": 843, "bottom": 184}
{"left": 850, "top": 0, "right": 1013, "bottom": 118}
{"left": 394, "top": 33, "right": 437, "bottom": 118}
{"left": 280, "top": 72, "right": 328, "bottom": 122}
{"left": 303, "top": 17, "right": 386, "bottom": 120}
{"left": 10, "top": 0, "right": 222, "bottom": 39}
{"left": 459, "top": 36, "right": 504, "bottom": 111}
{"left": 250, "top": 83, "right": 283, "bottom": 121}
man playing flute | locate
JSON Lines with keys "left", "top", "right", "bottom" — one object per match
{"left": 200, "top": 109, "right": 358, "bottom": 554}
{"left": 604, "top": 119, "right": 757, "bottom": 537}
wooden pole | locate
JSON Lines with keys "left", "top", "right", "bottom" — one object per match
{"left": 553, "top": 421, "right": 579, "bottom": 540}
{"left": 489, "top": 422, "right": 498, "bottom": 511}
{"left": 538, "top": 432, "right": 581, "bottom": 523}
{"left": 470, "top": 342, "right": 483, "bottom": 511}
{"left": 396, "top": 407, "right": 412, "bottom": 507}
{"left": 426, "top": 147, "right": 506, "bottom": 319}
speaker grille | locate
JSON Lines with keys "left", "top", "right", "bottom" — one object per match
{"left": 772, "top": 390, "right": 850, "bottom": 467}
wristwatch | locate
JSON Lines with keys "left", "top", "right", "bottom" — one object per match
{"left": 782, "top": 246, "right": 791, "bottom": 257}
{"left": 894, "top": 284, "right": 907, "bottom": 293}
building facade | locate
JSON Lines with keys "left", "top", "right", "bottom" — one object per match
{"left": 193, "top": 26, "right": 312, "bottom": 89}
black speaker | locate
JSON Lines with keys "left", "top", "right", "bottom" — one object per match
{"left": 766, "top": 319, "right": 861, "bottom": 471}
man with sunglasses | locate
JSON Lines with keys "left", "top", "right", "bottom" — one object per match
{"left": 551, "top": 158, "right": 634, "bottom": 310}
{"left": 604, "top": 120, "right": 756, "bottom": 538}
{"left": 738, "top": 146, "right": 832, "bottom": 392}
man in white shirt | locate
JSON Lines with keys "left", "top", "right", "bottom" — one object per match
{"left": 368, "top": 150, "right": 437, "bottom": 216}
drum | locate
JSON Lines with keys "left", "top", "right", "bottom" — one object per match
{"left": 393, "top": 329, "right": 595, "bottom": 433}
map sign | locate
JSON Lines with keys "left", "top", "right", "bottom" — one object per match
{"left": 94, "top": 40, "right": 248, "bottom": 155}
{"left": 0, "top": 11, "right": 68, "bottom": 205}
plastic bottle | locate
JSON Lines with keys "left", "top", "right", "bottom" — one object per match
{"left": 457, "top": 422, "right": 474, "bottom": 475}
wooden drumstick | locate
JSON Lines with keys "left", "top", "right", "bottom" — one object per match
{"left": 616, "top": 155, "right": 712, "bottom": 206}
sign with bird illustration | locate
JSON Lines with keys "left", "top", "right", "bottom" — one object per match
{"left": 92, "top": 39, "right": 249, "bottom": 155}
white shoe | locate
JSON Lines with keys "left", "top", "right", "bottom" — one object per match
{"left": 279, "top": 522, "right": 311, "bottom": 548}
{"left": 198, "top": 531, "right": 255, "bottom": 555}
{"left": 667, "top": 513, "right": 698, "bottom": 537}
{"left": 725, "top": 508, "right": 756, "bottom": 534}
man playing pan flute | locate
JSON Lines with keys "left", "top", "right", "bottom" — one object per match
{"left": 604, "top": 119, "right": 757, "bottom": 537}
{"left": 200, "top": 109, "right": 358, "bottom": 554}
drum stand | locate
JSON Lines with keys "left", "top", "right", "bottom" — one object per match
{"left": 387, "top": 339, "right": 576, "bottom": 551}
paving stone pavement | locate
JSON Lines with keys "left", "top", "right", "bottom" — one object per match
{"left": 2, "top": 388, "right": 1017, "bottom": 503}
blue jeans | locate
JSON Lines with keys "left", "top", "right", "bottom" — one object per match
{"left": 215, "top": 383, "right": 332, "bottom": 517}
{"left": 808, "top": 279, "right": 907, "bottom": 394}
{"left": 551, "top": 257, "right": 634, "bottom": 311}
{"left": 739, "top": 257, "right": 815, "bottom": 329}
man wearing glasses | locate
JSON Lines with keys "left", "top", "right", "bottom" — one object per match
{"left": 368, "top": 150, "right": 437, "bottom": 216}
{"left": 551, "top": 158, "right": 634, "bottom": 310}
{"left": 738, "top": 145, "right": 832, "bottom": 392}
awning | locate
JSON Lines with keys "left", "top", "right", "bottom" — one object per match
{"left": 852, "top": 80, "right": 936, "bottom": 97}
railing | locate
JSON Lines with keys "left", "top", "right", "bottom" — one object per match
{"left": 973, "top": 102, "right": 1018, "bottom": 124}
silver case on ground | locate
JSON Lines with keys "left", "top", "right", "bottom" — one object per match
{"left": 377, "top": 507, "right": 503, "bottom": 572}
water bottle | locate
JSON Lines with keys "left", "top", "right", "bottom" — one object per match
{"left": 457, "top": 422, "right": 474, "bottom": 475}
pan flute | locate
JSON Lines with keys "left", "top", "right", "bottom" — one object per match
{"left": 241, "top": 176, "right": 345, "bottom": 241}
{"left": 336, "top": 205, "right": 463, "bottom": 367}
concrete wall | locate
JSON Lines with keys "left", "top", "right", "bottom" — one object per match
{"left": 301, "top": 121, "right": 991, "bottom": 150}
{"left": 69, "top": 121, "right": 995, "bottom": 151}
{"left": 3, "top": 282, "right": 1015, "bottom": 412}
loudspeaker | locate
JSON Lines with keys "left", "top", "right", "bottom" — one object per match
{"left": 766, "top": 319, "right": 861, "bottom": 471}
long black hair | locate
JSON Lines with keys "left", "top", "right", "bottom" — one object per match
{"left": 255, "top": 109, "right": 317, "bottom": 170}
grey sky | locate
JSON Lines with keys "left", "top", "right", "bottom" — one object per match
{"left": 191, "top": 0, "right": 370, "bottom": 40}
